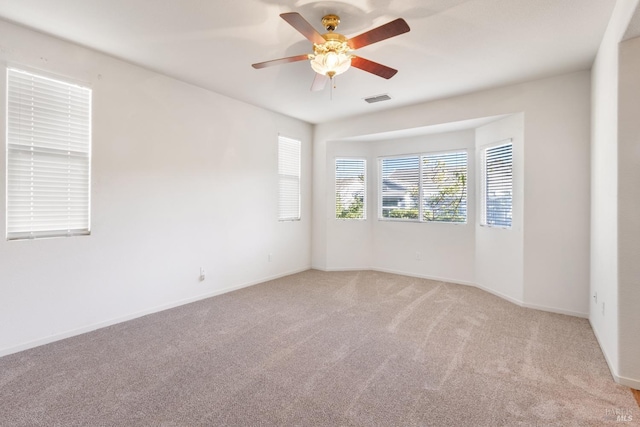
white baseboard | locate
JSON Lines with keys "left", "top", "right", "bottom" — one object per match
{"left": 590, "top": 321, "right": 621, "bottom": 384}
{"left": 0, "top": 265, "right": 614, "bottom": 384}
{"left": 0, "top": 266, "right": 310, "bottom": 358}
{"left": 522, "top": 301, "right": 588, "bottom": 319}
{"left": 319, "top": 266, "right": 373, "bottom": 272}
{"left": 616, "top": 374, "right": 640, "bottom": 390}
{"left": 473, "top": 281, "right": 525, "bottom": 307}
{"left": 589, "top": 321, "right": 640, "bottom": 390}
{"left": 371, "top": 267, "right": 477, "bottom": 288}
{"left": 319, "top": 267, "right": 587, "bottom": 319}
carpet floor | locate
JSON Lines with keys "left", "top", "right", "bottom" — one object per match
{"left": 0, "top": 270, "right": 636, "bottom": 426}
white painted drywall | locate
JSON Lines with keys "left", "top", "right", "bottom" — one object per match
{"left": 520, "top": 71, "right": 592, "bottom": 317}
{"left": 590, "top": 0, "right": 640, "bottom": 387}
{"left": 322, "top": 129, "right": 477, "bottom": 284}
{"left": 369, "top": 131, "right": 476, "bottom": 284}
{"left": 0, "top": 20, "right": 312, "bottom": 356}
{"left": 325, "top": 140, "right": 373, "bottom": 270}
{"left": 313, "top": 71, "right": 592, "bottom": 318}
{"left": 475, "top": 114, "right": 524, "bottom": 304}
{"left": 617, "top": 35, "right": 640, "bottom": 387}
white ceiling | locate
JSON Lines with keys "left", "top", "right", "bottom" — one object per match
{"left": 624, "top": 2, "right": 640, "bottom": 41}
{"left": 0, "top": 0, "right": 617, "bottom": 124}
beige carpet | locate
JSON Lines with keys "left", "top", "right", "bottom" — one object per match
{"left": 0, "top": 270, "right": 636, "bottom": 426}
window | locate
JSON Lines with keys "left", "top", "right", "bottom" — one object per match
{"left": 381, "top": 156, "right": 419, "bottom": 219}
{"left": 278, "top": 136, "right": 300, "bottom": 220}
{"left": 481, "top": 142, "right": 513, "bottom": 227}
{"left": 380, "top": 150, "right": 467, "bottom": 223}
{"left": 335, "top": 158, "right": 366, "bottom": 219}
{"left": 422, "top": 151, "right": 467, "bottom": 223}
{"left": 6, "top": 68, "right": 92, "bottom": 240}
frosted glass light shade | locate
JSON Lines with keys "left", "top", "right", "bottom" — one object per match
{"left": 310, "top": 52, "right": 352, "bottom": 78}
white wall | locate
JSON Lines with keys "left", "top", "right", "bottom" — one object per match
{"left": 521, "top": 75, "right": 592, "bottom": 317}
{"left": 325, "top": 140, "right": 373, "bottom": 270}
{"left": 590, "top": 0, "right": 640, "bottom": 389}
{"left": 0, "top": 20, "right": 313, "bottom": 356}
{"left": 314, "top": 71, "right": 591, "bottom": 317}
{"left": 369, "top": 130, "right": 476, "bottom": 284}
{"left": 323, "top": 129, "right": 478, "bottom": 284}
{"left": 617, "top": 35, "right": 640, "bottom": 387}
{"left": 323, "top": 121, "right": 526, "bottom": 294}
{"left": 475, "top": 114, "right": 524, "bottom": 305}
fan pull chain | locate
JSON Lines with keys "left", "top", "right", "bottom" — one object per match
{"left": 330, "top": 77, "right": 334, "bottom": 100}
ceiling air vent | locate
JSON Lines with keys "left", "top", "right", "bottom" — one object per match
{"left": 364, "top": 94, "right": 391, "bottom": 104}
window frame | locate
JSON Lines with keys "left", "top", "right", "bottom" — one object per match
{"left": 480, "top": 139, "right": 513, "bottom": 229}
{"left": 378, "top": 154, "right": 420, "bottom": 221}
{"left": 277, "top": 135, "right": 301, "bottom": 221}
{"left": 6, "top": 67, "right": 92, "bottom": 240}
{"left": 378, "top": 149, "right": 468, "bottom": 224}
{"left": 335, "top": 157, "right": 367, "bottom": 220}
{"left": 421, "top": 150, "right": 468, "bottom": 224}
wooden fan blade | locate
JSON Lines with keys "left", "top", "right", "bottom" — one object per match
{"left": 347, "top": 18, "right": 410, "bottom": 50}
{"left": 252, "top": 54, "right": 310, "bottom": 69}
{"left": 351, "top": 56, "right": 398, "bottom": 79}
{"left": 280, "top": 12, "right": 326, "bottom": 45}
{"left": 311, "top": 73, "right": 328, "bottom": 91}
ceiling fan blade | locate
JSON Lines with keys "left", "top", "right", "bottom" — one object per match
{"left": 280, "top": 12, "right": 326, "bottom": 45}
{"left": 252, "top": 54, "right": 310, "bottom": 69}
{"left": 311, "top": 73, "right": 328, "bottom": 91}
{"left": 347, "top": 18, "right": 410, "bottom": 50}
{"left": 351, "top": 56, "right": 398, "bottom": 79}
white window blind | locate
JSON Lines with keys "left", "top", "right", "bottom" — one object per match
{"left": 278, "top": 136, "right": 300, "bottom": 221}
{"left": 6, "top": 68, "right": 92, "bottom": 240}
{"left": 482, "top": 142, "right": 513, "bottom": 227}
{"left": 335, "top": 158, "right": 366, "bottom": 219}
{"left": 380, "top": 151, "right": 467, "bottom": 223}
{"left": 380, "top": 156, "right": 420, "bottom": 219}
{"left": 422, "top": 151, "right": 467, "bottom": 223}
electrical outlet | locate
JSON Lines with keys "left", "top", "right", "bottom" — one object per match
{"left": 602, "top": 302, "right": 605, "bottom": 316}
{"left": 415, "top": 251, "right": 421, "bottom": 261}
{"left": 593, "top": 292, "right": 597, "bottom": 304}
{"left": 268, "top": 253, "right": 272, "bottom": 262}
{"left": 199, "top": 267, "right": 205, "bottom": 281}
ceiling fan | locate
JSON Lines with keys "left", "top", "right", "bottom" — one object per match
{"left": 252, "top": 12, "right": 410, "bottom": 91}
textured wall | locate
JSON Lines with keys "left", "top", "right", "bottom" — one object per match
{"left": 590, "top": 0, "right": 640, "bottom": 389}
{"left": 314, "top": 71, "right": 591, "bottom": 318}
{"left": 0, "top": 20, "right": 313, "bottom": 355}
{"left": 618, "top": 35, "right": 640, "bottom": 387}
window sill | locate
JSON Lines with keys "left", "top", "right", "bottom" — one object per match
{"left": 377, "top": 218, "right": 468, "bottom": 225}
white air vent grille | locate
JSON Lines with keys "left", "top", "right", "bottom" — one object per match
{"left": 364, "top": 94, "right": 391, "bottom": 103}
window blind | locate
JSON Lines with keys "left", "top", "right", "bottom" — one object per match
{"left": 7, "top": 68, "right": 92, "bottom": 240}
{"left": 482, "top": 142, "right": 513, "bottom": 227}
{"left": 278, "top": 136, "right": 300, "bottom": 221}
{"left": 380, "top": 156, "right": 419, "bottom": 219}
{"left": 335, "top": 158, "right": 366, "bottom": 219}
{"left": 421, "top": 151, "right": 467, "bottom": 223}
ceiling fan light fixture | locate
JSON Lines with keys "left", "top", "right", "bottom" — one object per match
{"left": 252, "top": 12, "right": 410, "bottom": 89}
{"left": 310, "top": 37, "right": 352, "bottom": 79}
{"left": 310, "top": 52, "right": 352, "bottom": 78}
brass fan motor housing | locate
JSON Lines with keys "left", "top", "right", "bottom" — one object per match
{"left": 312, "top": 19, "right": 351, "bottom": 64}
{"left": 321, "top": 32, "right": 348, "bottom": 43}
{"left": 314, "top": 18, "right": 350, "bottom": 57}
{"left": 321, "top": 14, "right": 340, "bottom": 31}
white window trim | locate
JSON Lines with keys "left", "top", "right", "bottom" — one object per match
{"left": 6, "top": 67, "right": 92, "bottom": 240}
{"left": 335, "top": 157, "right": 367, "bottom": 221}
{"left": 277, "top": 135, "right": 301, "bottom": 221}
{"left": 479, "top": 138, "right": 513, "bottom": 229}
{"left": 378, "top": 149, "right": 468, "bottom": 224}
{"left": 377, "top": 153, "right": 420, "bottom": 222}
